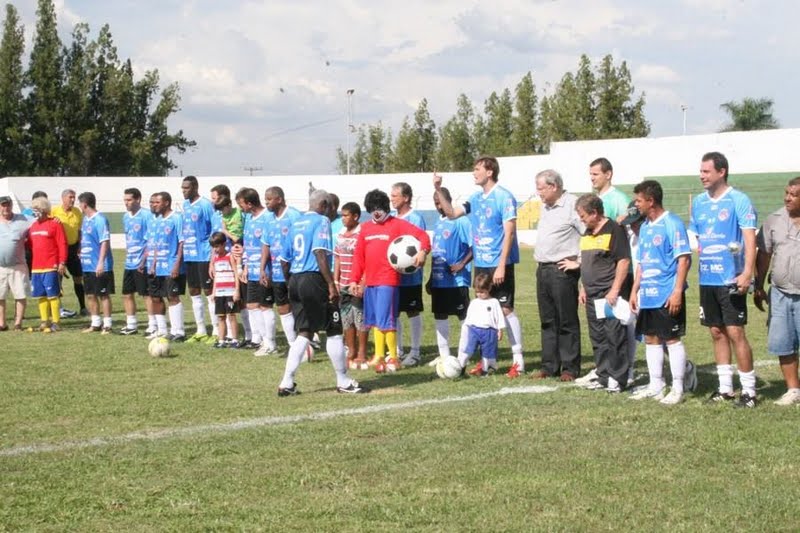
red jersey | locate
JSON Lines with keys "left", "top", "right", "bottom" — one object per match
{"left": 349, "top": 216, "right": 431, "bottom": 287}
{"left": 29, "top": 217, "right": 67, "bottom": 272}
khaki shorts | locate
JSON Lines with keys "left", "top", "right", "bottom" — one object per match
{"left": 0, "top": 264, "right": 30, "bottom": 300}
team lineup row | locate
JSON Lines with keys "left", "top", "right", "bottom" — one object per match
{"left": 1, "top": 154, "right": 799, "bottom": 403}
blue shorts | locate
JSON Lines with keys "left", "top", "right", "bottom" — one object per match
{"left": 363, "top": 285, "right": 399, "bottom": 331}
{"left": 31, "top": 271, "right": 60, "bottom": 298}
{"left": 465, "top": 325, "right": 498, "bottom": 360}
{"left": 767, "top": 288, "right": 800, "bottom": 356}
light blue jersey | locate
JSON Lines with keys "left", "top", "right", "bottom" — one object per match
{"left": 689, "top": 187, "right": 757, "bottom": 286}
{"left": 243, "top": 209, "right": 269, "bottom": 282}
{"left": 262, "top": 206, "right": 302, "bottom": 283}
{"left": 636, "top": 211, "right": 691, "bottom": 308}
{"left": 181, "top": 197, "right": 214, "bottom": 262}
{"left": 153, "top": 212, "right": 184, "bottom": 276}
{"left": 397, "top": 209, "right": 426, "bottom": 286}
{"left": 431, "top": 216, "right": 472, "bottom": 288}
{"left": 464, "top": 184, "right": 519, "bottom": 268}
{"left": 281, "top": 211, "right": 332, "bottom": 274}
{"left": 80, "top": 212, "right": 113, "bottom": 272}
{"left": 123, "top": 208, "right": 152, "bottom": 270}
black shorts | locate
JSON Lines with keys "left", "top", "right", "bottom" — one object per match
{"left": 215, "top": 296, "right": 240, "bottom": 315}
{"left": 148, "top": 275, "right": 186, "bottom": 298}
{"left": 474, "top": 264, "right": 515, "bottom": 309}
{"left": 398, "top": 285, "right": 424, "bottom": 313}
{"left": 272, "top": 281, "right": 289, "bottom": 307}
{"left": 288, "top": 272, "right": 342, "bottom": 335}
{"left": 430, "top": 287, "right": 470, "bottom": 320}
{"left": 122, "top": 269, "right": 148, "bottom": 296}
{"left": 246, "top": 281, "right": 273, "bottom": 306}
{"left": 636, "top": 298, "right": 686, "bottom": 340}
{"left": 699, "top": 285, "right": 748, "bottom": 327}
{"left": 65, "top": 243, "right": 82, "bottom": 278}
{"left": 186, "top": 261, "right": 213, "bottom": 291}
{"left": 83, "top": 272, "right": 115, "bottom": 296}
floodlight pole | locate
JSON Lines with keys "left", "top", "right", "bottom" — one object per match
{"left": 681, "top": 104, "right": 688, "bottom": 135}
{"left": 346, "top": 89, "right": 355, "bottom": 175}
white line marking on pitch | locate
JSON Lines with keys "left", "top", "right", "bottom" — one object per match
{"left": 0, "top": 385, "right": 558, "bottom": 458}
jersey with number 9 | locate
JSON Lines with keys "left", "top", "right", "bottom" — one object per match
{"left": 280, "top": 211, "right": 332, "bottom": 274}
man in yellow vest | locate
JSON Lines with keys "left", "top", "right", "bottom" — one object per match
{"left": 52, "top": 189, "right": 87, "bottom": 316}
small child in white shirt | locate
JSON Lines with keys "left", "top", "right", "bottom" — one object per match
{"left": 457, "top": 273, "right": 505, "bottom": 376}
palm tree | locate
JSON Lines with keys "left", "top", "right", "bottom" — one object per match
{"left": 719, "top": 97, "right": 779, "bottom": 132}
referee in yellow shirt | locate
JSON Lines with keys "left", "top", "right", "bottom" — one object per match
{"left": 52, "top": 189, "right": 87, "bottom": 316}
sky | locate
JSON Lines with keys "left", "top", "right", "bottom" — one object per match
{"left": 10, "top": 0, "right": 800, "bottom": 176}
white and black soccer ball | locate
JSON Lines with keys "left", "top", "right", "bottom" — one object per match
{"left": 148, "top": 337, "right": 171, "bottom": 358}
{"left": 435, "top": 355, "right": 463, "bottom": 379}
{"left": 387, "top": 235, "right": 421, "bottom": 274}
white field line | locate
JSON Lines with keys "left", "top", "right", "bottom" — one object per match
{"left": 0, "top": 385, "right": 559, "bottom": 458}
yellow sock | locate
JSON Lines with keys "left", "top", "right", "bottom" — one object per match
{"left": 373, "top": 328, "right": 385, "bottom": 363}
{"left": 38, "top": 298, "right": 50, "bottom": 323}
{"left": 49, "top": 298, "right": 60, "bottom": 324}
{"left": 386, "top": 331, "right": 398, "bottom": 361}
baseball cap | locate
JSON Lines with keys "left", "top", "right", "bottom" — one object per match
{"left": 0, "top": 196, "right": 12, "bottom": 205}
{"left": 620, "top": 201, "right": 644, "bottom": 226}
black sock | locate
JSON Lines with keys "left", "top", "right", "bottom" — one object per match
{"left": 74, "top": 282, "right": 86, "bottom": 310}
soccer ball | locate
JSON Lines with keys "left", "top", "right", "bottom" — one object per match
{"left": 148, "top": 337, "right": 171, "bottom": 358}
{"left": 435, "top": 355, "right": 464, "bottom": 379}
{"left": 387, "top": 235, "right": 421, "bottom": 274}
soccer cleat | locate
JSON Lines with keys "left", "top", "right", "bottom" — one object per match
{"left": 374, "top": 362, "right": 387, "bottom": 373}
{"left": 101, "top": 327, "right": 113, "bottom": 335}
{"left": 205, "top": 335, "right": 219, "bottom": 345}
{"left": 60, "top": 308, "right": 78, "bottom": 319}
{"left": 49, "top": 323, "right": 60, "bottom": 333}
{"left": 660, "top": 389, "right": 684, "bottom": 405}
{"left": 169, "top": 334, "right": 187, "bottom": 343}
{"left": 733, "top": 392, "right": 757, "bottom": 409}
{"left": 684, "top": 360, "right": 698, "bottom": 392}
{"left": 401, "top": 353, "right": 420, "bottom": 368}
{"left": 81, "top": 325, "right": 101, "bottom": 333}
{"left": 629, "top": 386, "right": 666, "bottom": 400}
{"left": 277, "top": 383, "right": 300, "bottom": 397}
{"left": 38, "top": 322, "right": 51, "bottom": 333}
{"left": 227, "top": 340, "right": 241, "bottom": 349}
{"left": 349, "top": 358, "right": 370, "bottom": 371}
{"left": 254, "top": 344, "right": 278, "bottom": 357}
{"left": 705, "top": 390, "right": 736, "bottom": 404}
{"left": 775, "top": 389, "right": 800, "bottom": 406}
{"left": 506, "top": 362, "right": 522, "bottom": 379}
{"left": 468, "top": 361, "right": 484, "bottom": 376}
{"left": 337, "top": 382, "right": 371, "bottom": 394}
{"left": 213, "top": 340, "right": 228, "bottom": 349}
{"left": 368, "top": 355, "right": 384, "bottom": 367}
{"left": 574, "top": 368, "right": 598, "bottom": 386}
{"left": 118, "top": 326, "right": 138, "bottom": 336}
{"left": 144, "top": 327, "right": 156, "bottom": 336}
{"left": 385, "top": 358, "right": 400, "bottom": 372}
{"left": 146, "top": 331, "right": 165, "bottom": 340}
{"left": 186, "top": 333, "right": 209, "bottom": 344}
{"left": 582, "top": 381, "right": 605, "bottom": 391}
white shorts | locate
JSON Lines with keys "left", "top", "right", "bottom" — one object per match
{"left": 0, "top": 263, "right": 30, "bottom": 300}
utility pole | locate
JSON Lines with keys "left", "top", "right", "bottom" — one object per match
{"left": 243, "top": 166, "right": 263, "bottom": 176}
{"left": 681, "top": 104, "right": 688, "bottom": 135}
{"left": 346, "top": 89, "right": 355, "bottom": 175}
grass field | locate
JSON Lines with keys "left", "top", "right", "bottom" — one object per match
{"left": 2, "top": 248, "right": 799, "bottom": 531}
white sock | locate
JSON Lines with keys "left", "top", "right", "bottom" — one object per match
{"left": 126, "top": 315, "right": 137, "bottom": 328}
{"left": 102, "top": 316, "right": 112, "bottom": 329}
{"left": 280, "top": 312, "right": 297, "bottom": 343}
{"left": 396, "top": 319, "right": 404, "bottom": 354}
{"left": 207, "top": 296, "right": 217, "bottom": 336}
{"left": 739, "top": 369, "right": 757, "bottom": 397}
{"left": 667, "top": 341, "right": 687, "bottom": 394}
{"left": 410, "top": 315, "right": 422, "bottom": 356}
{"left": 457, "top": 321, "right": 468, "bottom": 355}
{"left": 280, "top": 336, "right": 310, "bottom": 389}
{"left": 326, "top": 334, "right": 350, "bottom": 388}
{"left": 155, "top": 314, "right": 168, "bottom": 335}
{"left": 168, "top": 302, "right": 184, "bottom": 335}
{"left": 505, "top": 313, "right": 524, "bottom": 369}
{"left": 261, "top": 308, "right": 276, "bottom": 348}
{"left": 435, "top": 319, "right": 451, "bottom": 357}
{"left": 147, "top": 315, "right": 156, "bottom": 331}
{"left": 247, "top": 307, "right": 263, "bottom": 345}
{"left": 645, "top": 344, "right": 665, "bottom": 391}
{"left": 241, "top": 308, "right": 252, "bottom": 341}
{"left": 457, "top": 351, "right": 471, "bottom": 368}
{"left": 717, "top": 364, "right": 734, "bottom": 394}
{"left": 90, "top": 315, "right": 101, "bottom": 327}
{"left": 191, "top": 295, "right": 207, "bottom": 335}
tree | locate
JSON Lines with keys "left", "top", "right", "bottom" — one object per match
{"left": 390, "top": 99, "right": 437, "bottom": 172}
{"left": 26, "top": 0, "right": 63, "bottom": 175}
{"left": 510, "top": 72, "right": 538, "bottom": 155}
{"left": 719, "top": 97, "right": 779, "bottom": 132}
{"left": 483, "top": 89, "right": 513, "bottom": 156}
{"left": 0, "top": 4, "right": 27, "bottom": 175}
{"left": 594, "top": 55, "right": 649, "bottom": 139}
{"left": 435, "top": 94, "right": 475, "bottom": 171}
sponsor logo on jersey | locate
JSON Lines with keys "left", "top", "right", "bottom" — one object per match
{"left": 652, "top": 234, "right": 663, "bottom": 246}
{"left": 702, "top": 244, "right": 727, "bottom": 254}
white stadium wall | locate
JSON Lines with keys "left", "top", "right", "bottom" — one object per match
{"left": 2, "top": 128, "right": 798, "bottom": 248}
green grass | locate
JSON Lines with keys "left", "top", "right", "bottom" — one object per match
{"left": 1, "top": 250, "right": 798, "bottom": 531}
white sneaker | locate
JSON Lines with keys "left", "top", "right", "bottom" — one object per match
{"left": 775, "top": 389, "right": 800, "bottom": 406}
{"left": 401, "top": 353, "right": 420, "bottom": 368}
{"left": 684, "top": 360, "right": 698, "bottom": 392}
{"left": 660, "top": 389, "right": 684, "bottom": 405}
{"left": 575, "top": 368, "right": 598, "bottom": 386}
{"left": 254, "top": 344, "right": 278, "bottom": 357}
{"left": 581, "top": 380, "right": 605, "bottom": 391}
{"left": 629, "top": 386, "right": 666, "bottom": 401}
{"left": 627, "top": 368, "right": 636, "bottom": 388}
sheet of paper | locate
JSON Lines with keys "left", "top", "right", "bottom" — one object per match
{"left": 593, "top": 297, "right": 633, "bottom": 325}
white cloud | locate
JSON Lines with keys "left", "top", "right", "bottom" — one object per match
{"left": 215, "top": 125, "right": 247, "bottom": 147}
{"left": 635, "top": 64, "right": 681, "bottom": 84}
